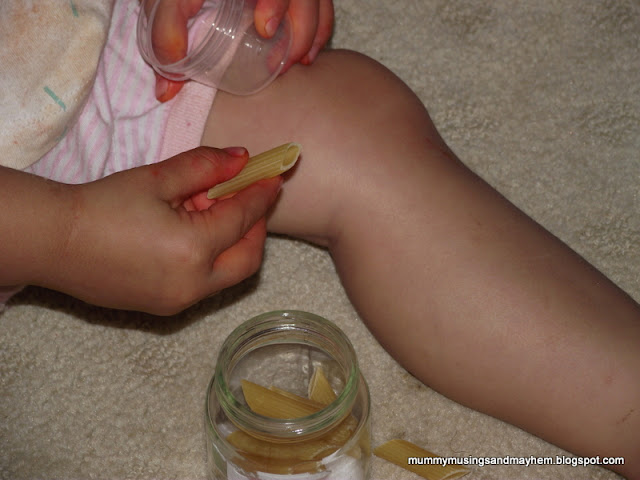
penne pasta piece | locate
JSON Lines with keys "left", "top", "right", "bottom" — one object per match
{"left": 241, "top": 380, "right": 321, "bottom": 419}
{"left": 268, "top": 386, "right": 326, "bottom": 410}
{"left": 308, "top": 367, "right": 337, "bottom": 405}
{"left": 227, "top": 430, "right": 339, "bottom": 461}
{"left": 320, "top": 415, "right": 357, "bottom": 446}
{"left": 373, "top": 439, "right": 470, "bottom": 480}
{"left": 233, "top": 371, "right": 363, "bottom": 465}
{"left": 207, "top": 142, "right": 301, "bottom": 199}
{"left": 242, "top": 379, "right": 354, "bottom": 443}
{"left": 358, "top": 423, "right": 372, "bottom": 457}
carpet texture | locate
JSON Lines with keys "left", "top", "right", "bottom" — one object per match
{"left": 2, "top": 1, "right": 639, "bottom": 479}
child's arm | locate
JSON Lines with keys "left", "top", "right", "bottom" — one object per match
{"left": 0, "top": 147, "right": 281, "bottom": 314}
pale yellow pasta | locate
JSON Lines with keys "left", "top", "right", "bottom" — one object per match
{"left": 306, "top": 368, "right": 367, "bottom": 456}
{"left": 227, "top": 430, "right": 338, "bottom": 461}
{"left": 319, "top": 415, "right": 357, "bottom": 445}
{"left": 241, "top": 380, "right": 320, "bottom": 419}
{"left": 308, "top": 367, "right": 337, "bottom": 405}
{"left": 268, "top": 386, "right": 327, "bottom": 408}
{"left": 233, "top": 371, "right": 362, "bottom": 464}
{"left": 357, "top": 423, "right": 372, "bottom": 457}
{"left": 207, "top": 142, "right": 301, "bottom": 199}
{"left": 242, "top": 379, "right": 354, "bottom": 443}
{"left": 374, "top": 439, "right": 470, "bottom": 480}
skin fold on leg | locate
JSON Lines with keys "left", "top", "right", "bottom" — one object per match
{"left": 202, "top": 50, "right": 640, "bottom": 479}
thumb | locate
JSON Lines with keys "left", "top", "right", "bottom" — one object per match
{"left": 149, "top": 147, "right": 249, "bottom": 205}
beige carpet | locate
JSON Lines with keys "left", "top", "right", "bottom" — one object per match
{"left": 2, "top": 1, "right": 639, "bottom": 479}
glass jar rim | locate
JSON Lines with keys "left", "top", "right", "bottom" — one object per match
{"left": 207, "top": 310, "right": 361, "bottom": 442}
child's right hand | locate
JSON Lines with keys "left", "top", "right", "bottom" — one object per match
{"left": 1, "top": 147, "right": 281, "bottom": 315}
{"left": 150, "top": 0, "right": 334, "bottom": 102}
{"left": 253, "top": 0, "right": 334, "bottom": 71}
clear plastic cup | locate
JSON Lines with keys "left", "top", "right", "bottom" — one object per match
{"left": 137, "top": 0, "right": 292, "bottom": 95}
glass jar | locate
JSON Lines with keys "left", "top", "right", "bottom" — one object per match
{"left": 137, "top": 0, "right": 291, "bottom": 95}
{"left": 205, "top": 311, "right": 371, "bottom": 480}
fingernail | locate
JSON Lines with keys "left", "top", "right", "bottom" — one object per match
{"left": 155, "top": 75, "right": 169, "bottom": 101}
{"left": 307, "top": 44, "right": 322, "bottom": 64}
{"left": 223, "top": 146, "right": 248, "bottom": 157}
{"left": 265, "top": 17, "right": 279, "bottom": 37}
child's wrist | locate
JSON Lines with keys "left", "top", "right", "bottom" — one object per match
{"left": 26, "top": 180, "right": 80, "bottom": 291}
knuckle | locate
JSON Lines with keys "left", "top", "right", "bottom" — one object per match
{"left": 186, "top": 146, "right": 225, "bottom": 171}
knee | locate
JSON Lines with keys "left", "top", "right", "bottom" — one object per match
{"left": 305, "top": 49, "right": 428, "bottom": 119}
{"left": 286, "top": 49, "right": 447, "bottom": 154}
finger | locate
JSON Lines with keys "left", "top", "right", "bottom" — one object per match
{"left": 150, "top": 0, "right": 204, "bottom": 64}
{"left": 200, "top": 177, "right": 282, "bottom": 253}
{"left": 254, "top": 0, "right": 290, "bottom": 38}
{"left": 182, "top": 196, "right": 197, "bottom": 212}
{"left": 184, "top": 190, "right": 214, "bottom": 211}
{"left": 155, "top": 73, "right": 185, "bottom": 102}
{"left": 283, "top": 0, "right": 320, "bottom": 70}
{"left": 300, "top": 0, "right": 334, "bottom": 65}
{"left": 147, "top": 147, "right": 249, "bottom": 204}
{"left": 207, "top": 218, "right": 268, "bottom": 291}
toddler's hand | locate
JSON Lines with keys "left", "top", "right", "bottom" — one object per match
{"left": 146, "top": 0, "right": 205, "bottom": 102}
{"left": 53, "top": 147, "right": 281, "bottom": 315}
{"left": 254, "top": 0, "right": 334, "bottom": 72}
{"left": 151, "top": 0, "right": 334, "bottom": 102}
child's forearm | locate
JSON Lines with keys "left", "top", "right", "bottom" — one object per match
{"left": 0, "top": 166, "right": 76, "bottom": 288}
{"left": 1, "top": 149, "right": 282, "bottom": 314}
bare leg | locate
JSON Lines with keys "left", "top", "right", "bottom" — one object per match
{"left": 202, "top": 50, "right": 640, "bottom": 478}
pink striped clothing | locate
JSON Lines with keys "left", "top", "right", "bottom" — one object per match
{"left": 2, "top": 0, "right": 216, "bottom": 310}
{"left": 25, "top": 0, "right": 216, "bottom": 184}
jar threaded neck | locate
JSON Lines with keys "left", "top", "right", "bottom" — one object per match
{"left": 212, "top": 311, "right": 360, "bottom": 442}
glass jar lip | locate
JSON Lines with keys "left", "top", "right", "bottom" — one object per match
{"left": 208, "top": 310, "right": 361, "bottom": 441}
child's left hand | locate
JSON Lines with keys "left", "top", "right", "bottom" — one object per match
{"left": 254, "top": 0, "right": 334, "bottom": 71}
{"left": 151, "top": 0, "right": 334, "bottom": 102}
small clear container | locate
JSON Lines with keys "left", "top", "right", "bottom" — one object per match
{"left": 137, "top": 0, "right": 291, "bottom": 95}
{"left": 205, "top": 310, "right": 371, "bottom": 480}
